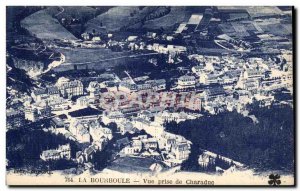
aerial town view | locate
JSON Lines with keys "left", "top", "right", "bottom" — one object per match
{"left": 6, "top": 6, "right": 294, "bottom": 186}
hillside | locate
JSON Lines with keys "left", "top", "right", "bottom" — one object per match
{"left": 85, "top": 6, "right": 175, "bottom": 33}
{"left": 85, "top": 7, "right": 147, "bottom": 32}
{"left": 142, "top": 7, "right": 194, "bottom": 30}
{"left": 20, "top": 9, "right": 77, "bottom": 40}
{"left": 85, "top": 6, "right": 207, "bottom": 33}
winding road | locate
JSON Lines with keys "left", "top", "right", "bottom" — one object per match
{"left": 55, "top": 6, "right": 65, "bottom": 17}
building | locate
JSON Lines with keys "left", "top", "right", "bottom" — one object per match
{"left": 199, "top": 73, "right": 220, "bottom": 85}
{"left": 177, "top": 75, "right": 196, "bottom": 89}
{"left": 47, "top": 86, "right": 60, "bottom": 100}
{"left": 243, "top": 69, "right": 264, "bottom": 80}
{"left": 56, "top": 77, "right": 84, "bottom": 98}
{"left": 143, "top": 138, "right": 158, "bottom": 150}
{"left": 118, "top": 82, "right": 137, "bottom": 93}
{"left": 171, "top": 141, "right": 190, "bottom": 161}
{"left": 90, "top": 126, "right": 113, "bottom": 141}
{"left": 24, "top": 107, "right": 38, "bottom": 122}
{"left": 69, "top": 120, "right": 91, "bottom": 143}
{"left": 198, "top": 153, "right": 216, "bottom": 168}
{"left": 202, "top": 87, "right": 227, "bottom": 100}
{"left": 31, "top": 88, "right": 48, "bottom": 102}
{"left": 118, "top": 121, "right": 136, "bottom": 135}
{"left": 145, "top": 79, "right": 166, "bottom": 91}
{"left": 68, "top": 107, "right": 102, "bottom": 121}
{"left": 102, "top": 111, "right": 125, "bottom": 125}
{"left": 132, "top": 118, "right": 164, "bottom": 138}
{"left": 40, "top": 144, "right": 71, "bottom": 161}
{"left": 34, "top": 101, "right": 52, "bottom": 119}
{"left": 155, "top": 111, "right": 199, "bottom": 124}
{"left": 81, "top": 32, "right": 92, "bottom": 40}
{"left": 7, "top": 109, "right": 25, "bottom": 129}
{"left": 50, "top": 117, "right": 65, "bottom": 129}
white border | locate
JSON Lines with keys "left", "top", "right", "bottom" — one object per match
{"left": 1, "top": 0, "right": 299, "bottom": 190}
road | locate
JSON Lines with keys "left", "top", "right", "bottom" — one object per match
{"left": 62, "top": 52, "right": 159, "bottom": 66}
{"left": 55, "top": 6, "right": 65, "bottom": 17}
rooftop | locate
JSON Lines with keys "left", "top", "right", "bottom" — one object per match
{"left": 68, "top": 107, "right": 102, "bottom": 118}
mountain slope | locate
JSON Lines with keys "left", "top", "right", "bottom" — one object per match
{"left": 20, "top": 9, "right": 77, "bottom": 40}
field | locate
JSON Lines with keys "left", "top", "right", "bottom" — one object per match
{"left": 142, "top": 7, "right": 194, "bottom": 30}
{"left": 258, "top": 23, "right": 292, "bottom": 37}
{"left": 85, "top": 7, "right": 157, "bottom": 32}
{"left": 20, "top": 9, "right": 77, "bottom": 40}
{"left": 217, "top": 6, "right": 284, "bottom": 18}
{"left": 45, "top": 6, "right": 98, "bottom": 20}
{"left": 53, "top": 47, "right": 149, "bottom": 72}
{"left": 85, "top": 6, "right": 206, "bottom": 33}
{"left": 58, "top": 48, "right": 131, "bottom": 64}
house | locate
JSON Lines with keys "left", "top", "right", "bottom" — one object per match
{"left": 146, "top": 32, "right": 157, "bottom": 38}
{"left": 121, "top": 137, "right": 143, "bottom": 156}
{"left": 90, "top": 126, "right": 113, "bottom": 141}
{"left": 31, "top": 88, "right": 48, "bottom": 102}
{"left": 202, "top": 87, "right": 226, "bottom": 100}
{"left": 132, "top": 137, "right": 143, "bottom": 151}
{"left": 93, "top": 137, "right": 109, "bottom": 151}
{"left": 175, "top": 23, "right": 188, "bottom": 33}
{"left": 243, "top": 69, "right": 264, "bottom": 80}
{"left": 33, "top": 101, "right": 52, "bottom": 119}
{"left": 118, "top": 82, "right": 137, "bottom": 93}
{"left": 76, "top": 151, "right": 85, "bottom": 164}
{"left": 143, "top": 138, "right": 158, "bottom": 150}
{"left": 167, "top": 45, "right": 187, "bottom": 54}
{"left": 50, "top": 117, "right": 65, "bottom": 129}
{"left": 192, "top": 65, "right": 205, "bottom": 75}
{"left": 56, "top": 77, "right": 84, "bottom": 98}
{"left": 199, "top": 73, "right": 220, "bottom": 85}
{"left": 47, "top": 86, "right": 60, "bottom": 99}
{"left": 155, "top": 111, "right": 199, "bottom": 124}
{"left": 76, "top": 96, "right": 91, "bottom": 107}
{"left": 69, "top": 120, "right": 91, "bottom": 143}
{"left": 85, "top": 145, "right": 97, "bottom": 161}
{"left": 132, "top": 118, "right": 164, "bottom": 138}
{"left": 40, "top": 144, "right": 71, "bottom": 161}
{"left": 177, "top": 75, "right": 196, "bottom": 89}
{"left": 81, "top": 32, "right": 92, "bottom": 40}
{"left": 102, "top": 111, "right": 125, "bottom": 125}
{"left": 118, "top": 121, "right": 136, "bottom": 135}
{"left": 24, "top": 107, "right": 38, "bottom": 122}
{"left": 92, "top": 36, "right": 101, "bottom": 42}
{"left": 137, "top": 110, "right": 154, "bottom": 121}
{"left": 198, "top": 153, "right": 216, "bottom": 168}
{"left": 127, "top": 36, "right": 138, "bottom": 42}
{"left": 145, "top": 79, "right": 166, "bottom": 91}
{"left": 7, "top": 109, "right": 25, "bottom": 129}
{"left": 171, "top": 141, "right": 190, "bottom": 160}
{"left": 137, "top": 83, "right": 152, "bottom": 92}
{"left": 87, "top": 81, "right": 100, "bottom": 98}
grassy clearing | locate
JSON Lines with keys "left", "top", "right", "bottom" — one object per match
{"left": 20, "top": 9, "right": 77, "bottom": 40}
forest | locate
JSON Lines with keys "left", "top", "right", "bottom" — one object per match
{"left": 165, "top": 104, "right": 294, "bottom": 172}
{"left": 6, "top": 128, "right": 80, "bottom": 171}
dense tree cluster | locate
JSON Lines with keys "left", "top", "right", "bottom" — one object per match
{"left": 6, "top": 128, "right": 80, "bottom": 170}
{"left": 166, "top": 104, "right": 294, "bottom": 172}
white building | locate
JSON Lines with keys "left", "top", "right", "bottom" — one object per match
{"left": 40, "top": 144, "right": 71, "bottom": 161}
{"left": 177, "top": 75, "right": 196, "bottom": 89}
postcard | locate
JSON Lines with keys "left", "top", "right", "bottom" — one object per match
{"left": 6, "top": 6, "right": 294, "bottom": 186}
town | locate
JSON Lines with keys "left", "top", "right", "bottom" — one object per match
{"left": 6, "top": 6, "right": 293, "bottom": 176}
